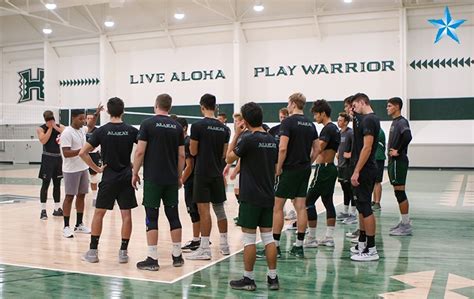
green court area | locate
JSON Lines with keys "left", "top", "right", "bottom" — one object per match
{"left": 1, "top": 170, "right": 473, "bottom": 298}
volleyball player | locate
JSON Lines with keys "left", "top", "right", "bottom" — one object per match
{"left": 227, "top": 102, "right": 279, "bottom": 291}
{"left": 36, "top": 110, "right": 65, "bottom": 219}
{"left": 305, "top": 100, "right": 340, "bottom": 248}
{"left": 80, "top": 97, "right": 138, "bottom": 263}
{"left": 349, "top": 93, "right": 381, "bottom": 261}
{"left": 187, "top": 94, "right": 230, "bottom": 260}
{"left": 387, "top": 97, "right": 413, "bottom": 236}
{"left": 60, "top": 109, "right": 91, "bottom": 238}
{"left": 132, "top": 94, "right": 185, "bottom": 270}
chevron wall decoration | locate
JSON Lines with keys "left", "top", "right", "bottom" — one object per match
{"left": 409, "top": 57, "right": 473, "bottom": 70}
{"left": 59, "top": 78, "right": 100, "bottom": 87}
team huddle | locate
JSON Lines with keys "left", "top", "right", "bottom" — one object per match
{"left": 37, "top": 92, "right": 412, "bottom": 292}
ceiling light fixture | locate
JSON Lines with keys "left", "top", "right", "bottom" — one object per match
{"left": 344, "top": 0, "right": 353, "bottom": 3}
{"left": 104, "top": 16, "right": 115, "bottom": 28}
{"left": 44, "top": 0, "right": 57, "bottom": 10}
{"left": 253, "top": 1, "right": 264, "bottom": 12}
{"left": 174, "top": 11, "right": 185, "bottom": 20}
{"left": 42, "top": 24, "right": 52, "bottom": 35}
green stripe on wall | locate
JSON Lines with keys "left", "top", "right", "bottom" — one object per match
{"left": 410, "top": 97, "right": 474, "bottom": 120}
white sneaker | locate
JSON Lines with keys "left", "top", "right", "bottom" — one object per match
{"left": 186, "top": 247, "right": 212, "bottom": 260}
{"left": 342, "top": 215, "right": 358, "bottom": 225}
{"left": 74, "top": 223, "right": 91, "bottom": 234}
{"left": 303, "top": 237, "right": 319, "bottom": 248}
{"left": 390, "top": 221, "right": 402, "bottom": 231}
{"left": 351, "top": 247, "right": 379, "bottom": 261}
{"left": 318, "top": 237, "right": 335, "bottom": 247}
{"left": 220, "top": 244, "right": 230, "bottom": 255}
{"left": 284, "top": 210, "right": 297, "bottom": 220}
{"left": 63, "top": 226, "right": 74, "bottom": 238}
{"left": 350, "top": 242, "right": 366, "bottom": 254}
{"left": 350, "top": 237, "right": 359, "bottom": 244}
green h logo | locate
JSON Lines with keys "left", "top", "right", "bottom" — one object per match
{"left": 18, "top": 68, "right": 45, "bottom": 103}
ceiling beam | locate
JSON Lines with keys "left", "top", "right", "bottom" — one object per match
{"left": 191, "top": 0, "right": 234, "bottom": 21}
{"left": 83, "top": 5, "right": 103, "bottom": 33}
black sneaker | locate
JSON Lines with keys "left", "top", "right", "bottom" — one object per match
{"left": 136, "top": 257, "right": 159, "bottom": 271}
{"left": 229, "top": 276, "right": 256, "bottom": 291}
{"left": 267, "top": 275, "right": 280, "bottom": 290}
{"left": 52, "top": 208, "right": 63, "bottom": 216}
{"left": 182, "top": 240, "right": 200, "bottom": 251}
{"left": 256, "top": 246, "right": 281, "bottom": 259}
{"left": 172, "top": 254, "right": 184, "bottom": 267}
{"left": 40, "top": 209, "right": 47, "bottom": 220}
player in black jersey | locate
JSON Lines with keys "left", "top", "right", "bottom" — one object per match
{"left": 36, "top": 110, "right": 65, "bottom": 219}
{"left": 305, "top": 100, "right": 340, "bottom": 248}
{"left": 187, "top": 94, "right": 231, "bottom": 260}
{"left": 387, "top": 97, "right": 413, "bottom": 236}
{"left": 80, "top": 97, "right": 138, "bottom": 264}
{"left": 133, "top": 94, "right": 185, "bottom": 270}
{"left": 226, "top": 102, "right": 279, "bottom": 291}
{"left": 349, "top": 93, "right": 381, "bottom": 261}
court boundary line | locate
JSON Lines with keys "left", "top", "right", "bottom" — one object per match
{"left": 0, "top": 179, "right": 389, "bottom": 285}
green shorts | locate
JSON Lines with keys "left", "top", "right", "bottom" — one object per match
{"left": 275, "top": 167, "right": 311, "bottom": 199}
{"left": 307, "top": 163, "right": 338, "bottom": 204}
{"left": 237, "top": 201, "right": 273, "bottom": 229}
{"left": 143, "top": 181, "right": 179, "bottom": 208}
{"left": 388, "top": 158, "right": 409, "bottom": 186}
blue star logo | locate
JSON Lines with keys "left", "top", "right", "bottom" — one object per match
{"left": 428, "top": 6, "right": 466, "bottom": 44}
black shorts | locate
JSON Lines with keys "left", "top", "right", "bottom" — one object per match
{"left": 375, "top": 160, "right": 385, "bottom": 183}
{"left": 353, "top": 167, "right": 377, "bottom": 203}
{"left": 184, "top": 183, "right": 198, "bottom": 214}
{"left": 96, "top": 176, "right": 137, "bottom": 210}
{"left": 193, "top": 175, "right": 227, "bottom": 204}
{"left": 88, "top": 152, "right": 102, "bottom": 175}
{"left": 38, "top": 154, "right": 63, "bottom": 180}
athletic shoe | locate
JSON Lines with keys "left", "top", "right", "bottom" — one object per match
{"left": 186, "top": 247, "right": 211, "bottom": 260}
{"left": 350, "top": 242, "right": 366, "bottom": 254}
{"left": 63, "top": 226, "right": 74, "bottom": 238}
{"left": 82, "top": 249, "right": 99, "bottom": 263}
{"left": 172, "top": 254, "right": 185, "bottom": 267}
{"left": 267, "top": 275, "right": 280, "bottom": 290}
{"left": 289, "top": 245, "right": 304, "bottom": 258}
{"left": 182, "top": 240, "right": 201, "bottom": 251}
{"left": 220, "top": 244, "right": 230, "bottom": 255}
{"left": 350, "top": 237, "right": 359, "bottom": 244}
{"left": 389, "top": 223, "right": 412, "bottom": 236}
{"left": 351, "top": 247, "right": 379, "bottom": 261}
{"left": 136, "top": 257, "right": 159, "bottom": 271}
{"left": 318, "top": 237, "right": 335, "bottom": 247}
{"left": 336, "top": 212, "right": 350, "bottom": 220}
{"left": 52, "top": 208, "right": 63, "bottom": 216}
{"left": 390, "top": 221, "right": 402, "bottom": 232}
{"left": 74, "top": 223, "right": 91, "bottom": 234}
{"left": 229, "top": 276, "right": 256, "bottom": 291}
{"left": 256, "top": 246, "right": 281, "bottom": 259}
{"left": 372, "top": 203, "right": 381, "bottom": 210}
{"left": 285, "top": 210, "right": 297, "bottom": 220}
{"left": 119, "top": 250, "right": 129, "bottom": 264}
{"left": 303, "top": 237, "right": 319, "bottom": 248}
{"left": 40, "top": 210, "right": 48, "bottom": 220}
{"left": 342, "top": 215, "right": 358, "bottom": 225}
{"left": 346, "top": 229, "right": 360, "bottom": 238}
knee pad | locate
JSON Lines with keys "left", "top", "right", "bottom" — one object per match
{"left": 190, "top": 211, "right": 200, "bottom": 223}
{"left": 145, "top": 207, "right": 159, "bottom": 231}
{"left": 242, "top": 232, "right": 256, "bottom": 247}
{"left": 356, "top": 200, "right": 372, "bottom": 218}
{"left": 89, "top": 173, "right": 101, "bottom": 184}
{"left": 260, "top": 231, "right": 274, "bottom": 246}
{"left": 212, "top": 203, "right": 227, "bottom": 220}
{"left": 395, "top": 190, "right": 407, "bottom": 203}
{"left": 322, "top": 195, "right": 336, "bottom": 219}
{"left": 165, "top": 205, "right": 182, "bottom": 231}
{"left": 306, "top": 205, "right": 318, "bottom": 221}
